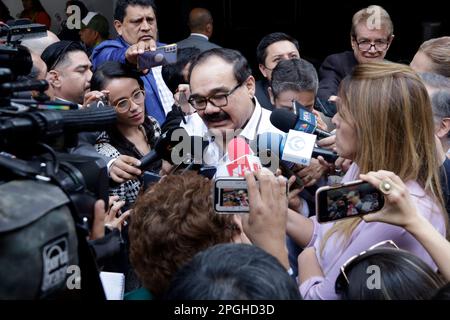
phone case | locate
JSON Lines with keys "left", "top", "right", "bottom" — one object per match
{"left": 316, "top": 180, "right": 384, "bottom": 223}
{"left": 137, "top": 44, "right": 177, "bottom": 70}
{"left": 214, "top": 177, "right": 250, "bottom": 213}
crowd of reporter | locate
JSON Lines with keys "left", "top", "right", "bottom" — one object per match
{"left": 2, "top": 0, "right": 450, "bottom": 300}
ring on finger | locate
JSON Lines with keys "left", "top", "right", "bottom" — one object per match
{"left": 379, "top": 180, "right": 392, "bottom": 195}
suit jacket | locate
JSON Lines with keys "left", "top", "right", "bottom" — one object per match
{"left": 176, "top": 34, "right": 221, "bottom": 52}
{"left": 317, "top": 51, "right": 358, "bottom": 103}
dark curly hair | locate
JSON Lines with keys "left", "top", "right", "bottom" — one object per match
{"left": 129, "top": 172, "right": 241, "bottom": 298}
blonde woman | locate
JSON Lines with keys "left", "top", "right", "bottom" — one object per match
{"left": 410, "top": 37, "right": 450, "bottom": 78}
{"left": 286, "top": 62, "right": 448, "bottom": 299}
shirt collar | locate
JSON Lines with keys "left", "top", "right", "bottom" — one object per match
{"left": 239, "top": 98, "right": 262, "bottom": 140}
{"left": 190, "top": 33, "right": 209, "bottom": 40}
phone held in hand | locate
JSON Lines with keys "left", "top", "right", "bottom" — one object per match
{"left": 214, "top": 177, "right": 251, "bottom": 213}
{"left": 316, "top": 180, "right": 385, "bottom": 223}
{"left": 137, "top": 43, "right": 177, "bottom": 70}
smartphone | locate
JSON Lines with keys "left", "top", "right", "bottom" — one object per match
{"left": 214, "top": 177, "right": 251, "bottom": 213}
{"left": 137, "top": 43, "right": 177, "bottom": 70}
{"left": 316, "top": 180, "right": 384, "bottom": 223}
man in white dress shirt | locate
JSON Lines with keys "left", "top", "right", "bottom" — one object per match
{"left": 182, "top": 48, "right": 282, "bottom": 167}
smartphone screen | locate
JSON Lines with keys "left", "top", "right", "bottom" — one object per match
{"left": 316, "top": 181, "right": 384, "bottom": 223}
{"left": 214, "top": 178, "right": 250, "bottom": 213}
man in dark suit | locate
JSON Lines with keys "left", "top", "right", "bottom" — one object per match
{"left": 255, "top": 32, "right": 300, "bottom": 111}
{"left": 176, "top": 8, "right": 221, "bottom": 52}
{"left": 317, "top": 5, "right": 395, "bottom": 116}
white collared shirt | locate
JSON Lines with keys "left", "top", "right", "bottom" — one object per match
{"left": 181, "top": 97, "right": 283, "bottom": 166}
{"left": 152, "top": 66, "right": 175, "bottom": 115}
{"left": 190, "top": 33, "right": 209, "bottom": 40}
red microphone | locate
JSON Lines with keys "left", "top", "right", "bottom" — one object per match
{"left": 224, "top": 137, "right": 262, "bottom": 177}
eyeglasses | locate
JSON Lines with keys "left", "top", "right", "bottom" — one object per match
{"left": 114, "top": 89, "right": 146, "bottom": 113}
{"left": 354, "top": 38, "right": 390, "bottom": 52}
{"left": 337, "top": 240, "right": 399, "bottom": 286}
{"left": 188, "top": 82, "right": 243, "bottom": 110}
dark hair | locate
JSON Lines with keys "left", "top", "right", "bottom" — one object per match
{"left": 162, "top": 47, "right": 200, "bottom": 93}
{"left": 40, "top": 40, "right": 86, "bottom": 71}
{"left": 271, "top": 58, "right": 318, "bottom": 98}
{"left": 129, "top": 172, "right": 241, "bottom": 298}
{"left": 187, "top": 8, "right": 213, "bottom": 32}
{"left": 165, "top": 243, "right": 302, "bottom": 300}
{"left": 256, "top": 32, "right": 300, "bottom": 65}
{"left": 91, "top": 61, "right": 144, "bottom": 91}
{"left": 0, "top": 0, "right": 13, "bottom": 22}
{"left": 432, "top": 283, "right": 450, "bottom": 300}
{"left": 335, "top": 248, "right": 445, "bottom": 300}
{"left": 114, "top": 0, "right": 156, "bottom": 22}
{"left": 91, "top": 61, "right": 158, "bottom": 158}
{"left": 188, "top": 48, "right": 252, "bottom": 84}
{"left": 66, "top": 0, "right": 88, "bottom": 20}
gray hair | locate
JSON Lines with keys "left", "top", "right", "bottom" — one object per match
{"left": 431, "top": 90, "right": 450, "bottom": 119}
{"left": 270, "top": 58, "right": 318, "bottom": 98}
{"left": 419, "top": 72, "right": 450, "bottom": 91}
{"left": 351, "top": 5, "right": 394, "bottom": 37}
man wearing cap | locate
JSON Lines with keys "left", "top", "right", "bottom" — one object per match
{"left": 91, "top": 0, "right": 174, "bottom": 125}
{"left": 80, "top": 12, "right": 110, "bottom": 56}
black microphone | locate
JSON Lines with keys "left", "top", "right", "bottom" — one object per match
{"left": 270, "top": 107, "right": 331, "bottom": 139}
{"left": 139, "top": 127, "right": 208, "bottom": 171}
{"left": 1, "top": 80, "right": 48, "bottom": 95}
{"left": 312, "top": 147, "right": 339, "bottom": 163}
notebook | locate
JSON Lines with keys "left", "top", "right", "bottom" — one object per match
{"left": 99, "top": 272, "right": 125, "bottom": 300}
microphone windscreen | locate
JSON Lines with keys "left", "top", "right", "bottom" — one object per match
{"left": 227, "top": 136, "right": 251, "bottom": 161}
{"left": 270, "top": 108, "right": 298, "bottom": 133}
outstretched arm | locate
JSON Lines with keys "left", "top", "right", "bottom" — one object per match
{"left": 361, "top": 170, "right": 450, "bottom": 281}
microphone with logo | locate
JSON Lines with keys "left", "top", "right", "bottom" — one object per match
{"left": 252, "top": 132, "right": 339, "bottom": 165}
{"left": 270, "top": 105, "right": 332, "bottom": 139}
{"left": 216, "top": 137, "right": 262, "bottom": 177}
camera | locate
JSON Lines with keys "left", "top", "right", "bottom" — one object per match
{"left": 315, "top": 180, "right": 385, "bottom": 223}
{"left": 214, "top": 177, "right": 251, "bottom": 213}
{"left": 0, "top": 21, "right": 115, "bottom": 299}
{"left": 137, "top": 43, "right": 177, "bottom": 70}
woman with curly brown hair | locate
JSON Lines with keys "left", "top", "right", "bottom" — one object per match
{"left": 127, "top": 172, "right": 247, "bottom": 299}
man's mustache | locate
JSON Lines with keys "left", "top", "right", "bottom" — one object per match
{"left": 203, "top": 111, "right": 230, "bottom": 123}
